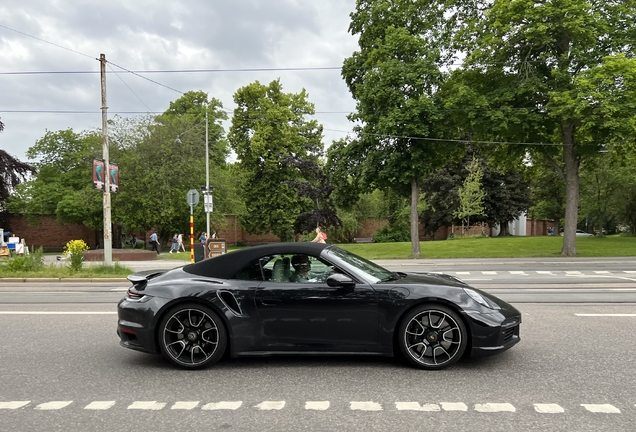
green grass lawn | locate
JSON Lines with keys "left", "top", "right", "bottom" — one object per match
{"left": 337, "top": 235, "right": 636, "bottom": 259}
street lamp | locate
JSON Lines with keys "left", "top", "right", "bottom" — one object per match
{"left": 175, "top": 103, "right": 212, "bottom": 237}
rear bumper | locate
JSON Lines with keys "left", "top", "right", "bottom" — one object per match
{"left": 117, "top": 296, "right": 169, "bottom": 354}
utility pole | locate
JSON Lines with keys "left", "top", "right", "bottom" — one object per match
{"left": 100, "top": 53, "right": 112, "bottom": 265}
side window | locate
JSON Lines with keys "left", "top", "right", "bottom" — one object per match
{"left": 233, "top": 259, "right": 265, "bottom": 281}
{"left": 288, "top": 254, "right": 338, "bottom": 284}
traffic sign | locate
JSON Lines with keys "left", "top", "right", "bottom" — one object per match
{"left": 186, "top": 189, "right": 200, "bottom": 206}
{"left": 204, "top": 194, "right": 213, "bottom": 213}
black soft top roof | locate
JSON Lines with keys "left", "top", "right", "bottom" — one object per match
{"left": 182, "top": 242, "right": 331, "bottom": 279}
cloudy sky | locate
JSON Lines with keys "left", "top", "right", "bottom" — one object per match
{"left": 0, "top": 0, "right": 359, "bottom": 161}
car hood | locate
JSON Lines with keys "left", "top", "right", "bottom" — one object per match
{"left": 389, "top": 272, "right": 468, "bottom": 288}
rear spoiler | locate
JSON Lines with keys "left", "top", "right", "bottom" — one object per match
{"left": 127, "top": 270, "right": 164, "bottom": 290}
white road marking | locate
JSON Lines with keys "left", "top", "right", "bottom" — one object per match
{"left": 565, "top": 271, "right": 583, "bottom": 275}
{"left": 395, "top": 402, "right": 440, "bottom": 411}
{"left": 111, "top": 288, "right": 128, "bottom": 291}
{"left": 581, "top": 404, "right": 620, "bottom": 413}
{"left": 171, "top": 401, "right": 199, "bottom": 410}
{"left": 456, "top": 272, "right": 471, "bottom": 275}
{"left": 201, "top": 401, "right": 242, "bottom": 410}
{"left": 440, "top": 402, "right": 468, "bottom": 411}
{"left": 534, "top": 403, "right": 564, "bottom": 413}
{"left": 482, "top": 271, "right": 497, "bottom": 275}
{"left": 594, "top": 271, "right": 611, "bottom": 274}
{"left": 35, "top": 401, "right": 73, "bottom": 410}
{"left": 536, "top": 271, "right": 554, "bottom": 275}
{"left": 84, "top": 401, "right": 116, "bottom": 410}
{"left": 254, "top": 401, "right": 285, "bottom": 410}
{"left": 305, "top": 401, "right": 330, "bottom": 410}
{"left": 0, "top": 401, "right": 30, "bottom": 409}
{"left": 350, "top": 401, "right": 382, "bottom": 411}
{"left": 474, "top": 403, "right": 516, "bottom": 412}
{"left": 575, "top": 314, "right": 636, "bottom": 317}
{"left": 0, "top": 311, "right": 117, "bottom": 315}
{"left": 624, "top": 271, "right": 636, "bottom": 274}
{"left": 509, "top": 271, "right": 527, "bottom": 275}
{"left": 127, "top": 401, "right": 166, "bottom": 410}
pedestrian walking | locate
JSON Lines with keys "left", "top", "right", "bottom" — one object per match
{"left": 177, "top": 233, "right": 186, "bottom": 252}
{"left": 199, "top": 231, "right": 208, "bottom": 244}
{"left": 170, "top": 233, "right": 179, "bottom": 253}
{"left": 150, "top": 231, "right": 160, "bottom": 254}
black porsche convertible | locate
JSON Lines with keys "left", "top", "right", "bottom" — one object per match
{"left": 117, "top": 243, "right": 520, "bottom": 370}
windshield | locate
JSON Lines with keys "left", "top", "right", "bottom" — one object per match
{"left": 326, "top": 246, "right": 394, "bottom": 283}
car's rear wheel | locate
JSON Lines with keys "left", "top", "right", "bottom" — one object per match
{"left": 158, "top": 303, "right": 227, "bottom": 369}
{"left": 398, "top": 304, "right": 467, "bottom": 370}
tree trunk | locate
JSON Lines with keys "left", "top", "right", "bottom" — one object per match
{"left": 561, "top": 122, "right": 579, "bottom": 256}
{"left": 410, "top": 176, "right": 420, "bottom": 258}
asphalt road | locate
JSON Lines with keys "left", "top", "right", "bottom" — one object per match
{"left": 1, "top": 258, "right": 635, "bottom": 431}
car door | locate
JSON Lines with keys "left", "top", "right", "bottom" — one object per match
{"left": 254, "top": 255, "right": 379, "bottom": 350}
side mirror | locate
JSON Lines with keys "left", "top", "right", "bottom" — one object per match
{"left": 327, "top": 273, "right": 355, "bottom": 288}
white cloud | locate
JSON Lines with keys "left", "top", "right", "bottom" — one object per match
{"left": 0, "top": 0, "right": 359, "bottom": 160}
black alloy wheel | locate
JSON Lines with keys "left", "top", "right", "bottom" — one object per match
{"left": 158, "top": 303, "right": 227, "bottom": 369}
{"left": 398, "top": 304, "right": 467, "bottom": 370}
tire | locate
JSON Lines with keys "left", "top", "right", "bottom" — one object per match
{"left": 397, "top": 304, "right": 468, "bottom": 370}
{"left": 158, "top": 303, "right": 227, "bottom": 369}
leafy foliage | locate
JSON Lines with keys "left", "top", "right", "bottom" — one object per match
{"left": 229, "top": 80, "right": 322, "bottom": 241}
{"left": 340, "top": 0, "right": 465, "bottom": 256}
{"left": 7, "top": 129, "right": 103, "bottom": 229}
{"left": 64, "top": 239, "right": 89, "bottom": 272}
{"left": 421, "top": 152, "right": 530, "bottom": 235}
{"left": 0, "top": 117, "right": 35, "bottom": 229}
{"left": 453, "top": 157, "right": 486, "bottom": 231}
{"left": 0, "top": 246, "right": 44, "bottom": 273}
{"left": 446, "top": 0, "right": 636, "bottom": 254}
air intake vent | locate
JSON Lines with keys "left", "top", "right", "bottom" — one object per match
{"left": 217, "top": 291, "right": 242, "bottom": 316}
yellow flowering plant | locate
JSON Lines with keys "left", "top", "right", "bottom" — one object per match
{"left": 63, "top": 239, "right": 89, "bottom": 271}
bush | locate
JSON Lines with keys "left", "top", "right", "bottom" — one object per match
{"left": 372, "top": 223, "right": 411, "bottom": 243}
{"left": 64, "top": 239, "right": 89, "bottom": 272}
{"left": 0, "top": 247, "right": 45, "bottom": 273}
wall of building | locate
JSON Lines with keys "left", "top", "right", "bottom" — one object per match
{"left": 6, "top": 215, "right": 100, "bottom": 251}
{"left": 6, "top": 214, "right": 557, "bottom": 252}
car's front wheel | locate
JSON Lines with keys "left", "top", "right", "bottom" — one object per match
{"left": 398, "top": 304, "right": 467, "bottom": 370}
{"left": 158, "top": 303, "right": 227, "bottom": 369}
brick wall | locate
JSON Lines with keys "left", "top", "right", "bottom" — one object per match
{"left": 6, "top": 214, "right": 556, "bottom": 251}
{"left": 7, "top": 215, "right": 100, "bottom": 251}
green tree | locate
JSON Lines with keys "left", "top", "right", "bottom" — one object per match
{"left": 341, "top": 0, "right": 463, "bottom": 257}
{"left": 420, "top": 152, "right": 530, "bottom": 236}
{"left": 1, "top": 117, "right": 35, "bottom": 229}
{"left": 448, "top": 0, "right": 636, "bottom": 255}
{"left": 111, "top": 92, "right": 231, "bottom": 239}
{"left": 8, "top": 129, "right": 103, "bottom": 230}
{"left": 527, "top": 158, "right": 566, "bottom": 235}
{"left": 454, "top": 157, "right": 486, "bottom": 234}
{"left": 229, "top": 80, "right": 322, "bottom": 241}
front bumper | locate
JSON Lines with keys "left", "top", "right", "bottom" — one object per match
{"left": 467, "top": 307, "right": 522, "bottom": 358}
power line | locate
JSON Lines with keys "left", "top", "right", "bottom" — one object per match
{"left": 0, "top": 109, "right": 349, "bottom": 115}
{"left": 106, "top": 61, "right": 185, "bottom": 95}
{"left": 323, "top": 128, "right": 563, "bottom": 146}
{"left": 107, "top": 63, "right": 154, "bottom": 113}
{"left": 0, "top": 67, "right": 342, "bottom": 75}
{"left": 0, "top": 23, "right": 96, "bottom": 61}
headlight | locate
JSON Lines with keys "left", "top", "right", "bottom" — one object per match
{"left": 463, "top": 288, "right": 500, "bottom": 310}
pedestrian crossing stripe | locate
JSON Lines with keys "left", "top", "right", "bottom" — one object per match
{"left": 0, "top": 400, "right": 629, "bottom": 413}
